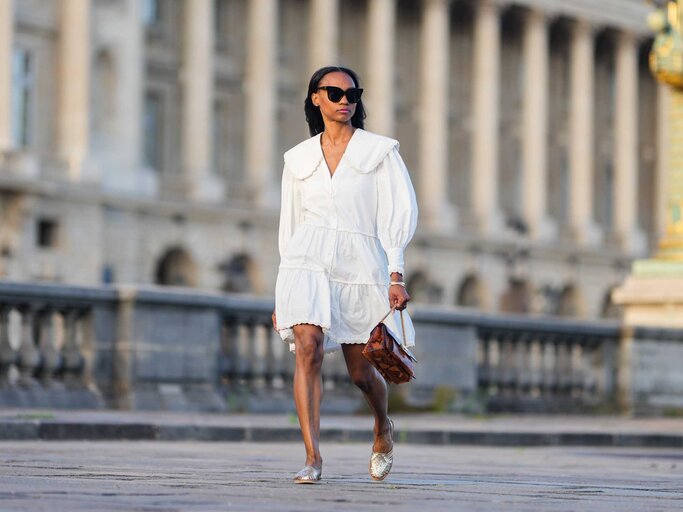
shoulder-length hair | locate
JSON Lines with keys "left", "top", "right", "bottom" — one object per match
{"left": 304, "top": 66, "right": 366, "bottom": 136}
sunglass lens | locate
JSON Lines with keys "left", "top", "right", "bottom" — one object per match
{"left": 326, "top": 87, "right": 344, "bottom": 102}
{"left": 346, "top": 88, "right": 363, "bottom": 104}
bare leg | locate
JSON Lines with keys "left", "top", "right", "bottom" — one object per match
{"left": 341, "top": 344, "right": 393, "bottom": 453}
{"left": 292, "top": 324, "right": 325, "bottom": 468}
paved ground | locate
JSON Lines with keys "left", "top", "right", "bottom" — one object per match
{"left": 3, "top": 410, "right": 683, "bottom": 446}
{"left": 1, "top": 441, "right": 682, "bottom": 511}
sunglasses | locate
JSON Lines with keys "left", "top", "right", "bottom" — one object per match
{"left": 317, "top": 86, "right": 364, "bottom": 104}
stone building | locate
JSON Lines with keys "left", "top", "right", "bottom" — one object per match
{"left": 0, "top": 0, "right": 662, "bottom": 319}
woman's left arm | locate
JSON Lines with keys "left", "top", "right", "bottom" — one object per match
{"left": 376, "top": 148, "right": 419, "bottom": 310}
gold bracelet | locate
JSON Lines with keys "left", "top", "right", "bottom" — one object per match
{"left": 390, "top": 281, "right": 406, "bottom": 288}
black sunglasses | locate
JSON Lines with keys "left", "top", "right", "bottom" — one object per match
{"left": 317, "top": 86, "right": 364, "bottom": 104}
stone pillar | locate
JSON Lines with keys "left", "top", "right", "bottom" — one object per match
{"left": 181, "top": 0, "right": 222, "bottom": 201}
{"left": 568, "top": 19, "right": 600, "bottom": 246}
{"left": 308, "top": 0, "right": 338, "bottom": 72}
{"left": 116, "top": 0, "right": 145, "bottom": 190}
{"left": 0, "top": 0, "right": 12, "bottom": 153}
{"left": 613, "top": 31, "right": 644, "bottom": 253}
{"left": 113, "top": 287, "right": 136, "bottom": 410}
{"left": 365, "top": 0, "right": 396, "bottom": 136}
{"left": 245, "top": 0, "right": 278, "bottom": 207}
{"left": 57, "top": 0, "right": 91, "bottom": 180}
{"left": 419, "top": 0, "right": 456, "bottom": 231}
{"left": 521, "top": 9, "right": 553, "bottom": 240}
{"left": 471, "top": 0, "right": 502, "bottom": 234}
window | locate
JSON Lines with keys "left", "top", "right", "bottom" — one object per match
{"left": 143, "top": 91, "right": 163, "bottom": 170}
{"left": 142, "top": 0, "right": 161, "bottom": 26}
{"left": 11, "top": 48, "right": 35, "bottom": 148}
{"left": 36, "top": 219, "right": 59, "bottom": 249}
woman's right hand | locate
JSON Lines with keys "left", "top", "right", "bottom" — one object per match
{"left": 271, "top": 310, "right": 278, "bottom": 331}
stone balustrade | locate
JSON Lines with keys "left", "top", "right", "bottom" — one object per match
{"left": 1, "top": 281, "right": 681, "bottom": 414}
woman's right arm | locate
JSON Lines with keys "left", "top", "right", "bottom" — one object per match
{"left": 278, "top": 164, "right": 303, "bottom": 258}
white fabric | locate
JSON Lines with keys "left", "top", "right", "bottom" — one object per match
{"left": 275, "top": 128, "right": 419, "bottom": 353}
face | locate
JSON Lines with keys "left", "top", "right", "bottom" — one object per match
{"left": 311, "top": 71, "right": 358, "bottom": 126}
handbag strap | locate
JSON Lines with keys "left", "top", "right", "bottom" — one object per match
{"left": 379, "top": 307, "right": 407, "bottom": 347}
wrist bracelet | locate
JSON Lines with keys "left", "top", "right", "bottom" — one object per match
{"left": 390, "top": 281, "right": 406, "bottom": 288}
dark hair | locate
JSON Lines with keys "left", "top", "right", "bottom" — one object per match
{"left": 304, "top": 66, "right": 366, "bottom": 136}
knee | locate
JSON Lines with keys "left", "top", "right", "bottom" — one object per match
{"left": 350, "top": 370, "right": 375, "bottom": 393}
{"left": 295, "top": 333, "right": 324, "bottom": 371}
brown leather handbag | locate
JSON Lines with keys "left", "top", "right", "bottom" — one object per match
{"left": 362, "top": 308, "right": 417, "bottom": 384}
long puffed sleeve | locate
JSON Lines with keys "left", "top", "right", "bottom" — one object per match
{"left": 376, "top": 147, "right": 418, "bottom": 275}
{"left": 278, "top": 164, "right": 303, "bottom": 258}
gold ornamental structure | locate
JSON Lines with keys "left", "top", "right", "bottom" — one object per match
{"left": 612, "top": 1, "right": 683, "bottom": 328}
{"left": 648, "top": 0, "right": 683, "bottom": 262}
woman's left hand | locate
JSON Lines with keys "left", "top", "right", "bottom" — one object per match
{"left": 389, "top": 285, "right": 411, "bottom": 310}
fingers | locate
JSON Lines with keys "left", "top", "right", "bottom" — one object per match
{"left": 389, "top": 289, "right": 411, "bottom": 310}
{"left": 271, "top": 311, "right": 278, "bottom": 331}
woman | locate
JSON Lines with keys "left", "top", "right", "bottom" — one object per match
{"left": 272, "top": 66, "right": 418, "bottom": 483}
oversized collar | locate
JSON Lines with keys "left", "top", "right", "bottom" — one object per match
{"left": 284, "top": 128, "right": 399, "bottom": 180}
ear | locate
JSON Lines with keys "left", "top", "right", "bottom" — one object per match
{"left": 311, "top": 91, "right": 320, "bottom": 107}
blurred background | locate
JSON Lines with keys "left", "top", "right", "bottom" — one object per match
{"left": 1, "top": 0, "right": 681, "bottom": 415}
{"left": 0, "top": 0, "right": 659, "bottom": 316}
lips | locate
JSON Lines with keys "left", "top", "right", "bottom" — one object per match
{"left": 337, "top": 109, "right": 350, "bottom": 114}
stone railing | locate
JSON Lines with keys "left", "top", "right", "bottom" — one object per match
{"left": 1, "top": 281, "right": 681, "bottom": 414}
{"left": 0, "top": 282, "right": 107, "bottom": 408}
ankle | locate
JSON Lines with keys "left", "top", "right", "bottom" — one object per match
{"left": 305, "top": 455, "right": 323, "bottom": 468}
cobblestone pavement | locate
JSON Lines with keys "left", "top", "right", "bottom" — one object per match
{"left": 1, "top": 441, "right": 682, "bottom": 511}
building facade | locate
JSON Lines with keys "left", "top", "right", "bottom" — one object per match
{"left": 0, "top": 0, "right": 663, "bottom": 319}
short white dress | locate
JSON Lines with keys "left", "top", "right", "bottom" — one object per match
{"left": 275, "top": 128, "right": 418, "bottom": 353}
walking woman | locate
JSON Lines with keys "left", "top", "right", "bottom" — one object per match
{"left": 272, "top": 66, "right": 418, "bottom": 483}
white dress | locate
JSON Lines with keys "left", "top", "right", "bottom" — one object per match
{"left": 275, "top": 128, "right": 419, "bottom": 353}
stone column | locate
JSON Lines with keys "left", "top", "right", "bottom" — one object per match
{"left": 521, "top": 9, "right": 553, "bottom": 240}
{"left": 308, "top": 0, "right": 338, "bottom": 72}
{"left": 613, "top": 31, "right": 643, "bottom": 253}
{"left": 471, "top": 0, "right": 502, "bottom": 234}
{"left": 181, "top": 0, "right": 222, "bottom": 201}
{"left": 0, "top": 0, "right": 12, "bottom": 153}
{"left": 245, "top": 0, "right": 278, "bottom": 207}
{"left": 568, "top": 19, "right": 600, "bottom": 246}
{"left": 116, "top": 0, "right": 144, "bottom": 190}
{"left": 57, "top": 0, "right": 91, "bottom": 180}
{"left": 419, "top": 0, "right": 456, "bottom": 231}
{"left": 365, "top": 0, "right": 396, "bottom": 136}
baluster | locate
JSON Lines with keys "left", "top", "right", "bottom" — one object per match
{"left": 556, "top": 337, "right": 572, "bottom": 395}
{"left": 38, "top": 308, "right": 61, "bottom": 386}
{"left": 17, "top": 306, "right": 40, "bottom": 387}
{"left": 528, "top": 338, "right": 542, "bottom": 397}
{"left": 61, "top": 309, "right": 84, "bottom": 387}
{"left": 236, "top": 322, "right": 251, "bottom": 384}
{"left": 570, "top": 341, "right": 583, "bottom": 397}
{"left": 332, "top": 349, "right": 350, "bottom": 388}
{"left": 0, "top": 306, "right": 17, "bottom": 385}
{"left": 219, "top": 316, "right": 238, "bottom": 384}
{"left": 251, "top": 323, "right": 268, "bottom": 389}
{"left": 478, "top": 333, "right": 491, "bottom": 392}
{"left": 269, "top": 327, "right": 286, "bottom": 390}
{"left": 542, "top": 339, "right": 557, "bottom": 396}
{"left": 283, "top": 339, "right": 296, "bottom": 385}
{"left": 515, "top": 334, "right": 531, "bottom": 396}
{"left": 499, "top": 334, "right": 515, "bottom": 395}
{"left": 489, "top": 336, "right": 500, "bottom": 395}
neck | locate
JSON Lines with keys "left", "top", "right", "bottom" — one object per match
{"left": 321, "top": 122, "right": 355, "bottom": 144}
